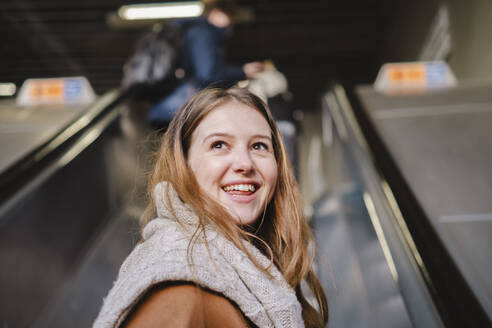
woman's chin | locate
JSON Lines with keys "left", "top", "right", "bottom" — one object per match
{"left": 226, "top": 207, "right": 260, "bottom": 226}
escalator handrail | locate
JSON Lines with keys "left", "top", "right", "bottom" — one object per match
{"left": 0, "top": 88, "right": 131, "bottom": 210}
{"left": 323, "top": 85, "right": 444, "bottom": 328}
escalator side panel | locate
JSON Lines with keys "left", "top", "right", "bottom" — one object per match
{"left": 0, "top": 137, "right": 112, "bottom": 327}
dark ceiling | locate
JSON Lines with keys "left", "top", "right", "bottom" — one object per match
{"left": 1, "top": 0, "right": 395, "bottom": 110}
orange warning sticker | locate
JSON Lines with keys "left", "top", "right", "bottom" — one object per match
{"left": 27, "top": 79, "right": 64, "bottom": 101}
{"left": 388, "top": 65, "right": 425, "bottom": 84}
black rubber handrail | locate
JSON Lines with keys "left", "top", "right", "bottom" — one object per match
{"left": 343, "top": 85, "right": 491, "bottom": 327}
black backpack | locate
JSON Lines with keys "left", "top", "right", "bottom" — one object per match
{"left": 122, "top": 24, "right": 184, "bottom": 98}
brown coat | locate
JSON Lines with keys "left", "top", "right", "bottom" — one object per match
{"left": 122, "top": 282, "right": 254, "bottom": 328}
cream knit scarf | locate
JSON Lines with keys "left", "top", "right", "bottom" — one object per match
{"left": 93, "top": 182, "right": 304, "bottom": 328}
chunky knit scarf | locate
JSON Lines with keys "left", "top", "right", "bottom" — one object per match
{"left": 93, "top": 182, "right": 304, "bottom": 328}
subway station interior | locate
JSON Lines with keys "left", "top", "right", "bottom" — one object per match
{"left": 1, "top": 0, "right": 492, "bottom": 327}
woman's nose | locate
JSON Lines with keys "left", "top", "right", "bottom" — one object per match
{"left": 231, "top": 149, "right": 254, "bottom": 173}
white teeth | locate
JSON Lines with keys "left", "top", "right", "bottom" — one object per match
{"left": 223, "top": 184, "right": 256, "bottom": 192}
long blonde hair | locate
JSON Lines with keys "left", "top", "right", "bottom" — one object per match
{"left": 141, "top": 86, "right": 328, "bottom": 327}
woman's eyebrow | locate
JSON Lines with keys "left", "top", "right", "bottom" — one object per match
{"left": 202, "top": 132, "right": 233, "bottom": 144}
{"left": 252, "top": 134, "right": 272, "bottom": 141}
{"left": 202, "top": 133, "right": 272, "bottom": 144}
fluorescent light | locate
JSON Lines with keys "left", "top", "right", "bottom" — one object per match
{"left": 119, "top": 2, "right": 203, "bottom": 20}
{"left": 0, "top": 83, "right": 16, "bottom": 96}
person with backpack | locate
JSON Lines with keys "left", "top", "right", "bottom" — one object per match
{"left": 146, "top": 0, "right": 264, "bottom": 125}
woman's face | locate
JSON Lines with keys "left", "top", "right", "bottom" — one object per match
{"left": 187, "top": 100, "right": 278, "bottom": 225}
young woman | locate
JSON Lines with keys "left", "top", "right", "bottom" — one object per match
{"left": 94, "top": 87, "right": 328, "bottom": 328}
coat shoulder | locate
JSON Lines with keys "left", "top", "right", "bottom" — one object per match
{"left": 122, "top": 282, "right": 250, "bottom": 328}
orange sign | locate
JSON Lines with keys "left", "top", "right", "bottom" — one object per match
{"left": 28, "top": 80, "right": 64, "bottom": 102}
{"left": 388, "top": 65, "right": 425, "bottom": 85}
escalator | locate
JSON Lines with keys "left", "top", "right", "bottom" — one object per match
{"left": 0, "top": 90, "right": 152, "bottom": 327}
{"left": 311, "top": 82, "right": 492, "bottom": 327}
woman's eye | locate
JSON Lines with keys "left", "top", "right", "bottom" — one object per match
{"left": 252, "top": 142, "right": 268, "bottom": 151}
{"left": 211, "top": 141, "right": 225, "bottom": 149}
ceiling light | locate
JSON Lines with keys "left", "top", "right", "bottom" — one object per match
{"left": 0, "top": 83, "right": 16, "bottom": 96}
{"left": 118, "top": 2, "right": 203, "bottom": 20}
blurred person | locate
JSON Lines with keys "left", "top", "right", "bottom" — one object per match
{"left": 94, "top": 87, "right": 328, "bottom": 327}
{"left": 147, "top": 0, "right": 264, "bottom": 125}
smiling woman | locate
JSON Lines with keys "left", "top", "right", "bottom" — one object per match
{"left": 93, "top": 87, "right": 328, "bottom": 328}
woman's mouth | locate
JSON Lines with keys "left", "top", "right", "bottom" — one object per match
{"left": 222, "top": 183, "right": 259, "bottom": 198}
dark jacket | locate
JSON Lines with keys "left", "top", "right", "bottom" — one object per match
{"left": 182, "top": 18, "right": 245, "bottom": 88}
{"left": 148, "top": 18, "right": 246, "bottom": 123}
